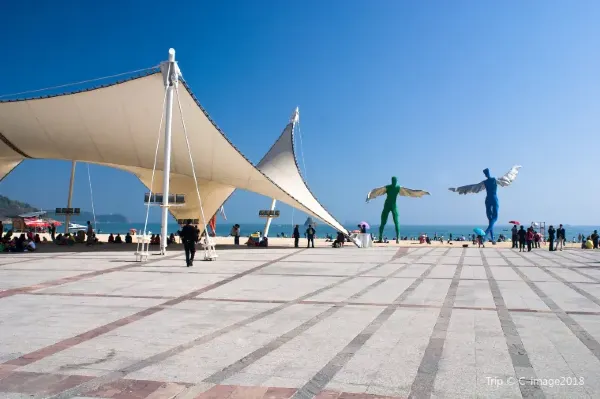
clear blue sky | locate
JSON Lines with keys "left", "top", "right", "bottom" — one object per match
{"left": 1, "top": 1, "right": 599, "bottom": 226}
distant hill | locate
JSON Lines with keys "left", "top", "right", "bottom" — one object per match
{"left": 0, "top": 195, "right": 39, "bottom": 218}
{"left": 0, "top": 195, "right": 128, "bottom": 223}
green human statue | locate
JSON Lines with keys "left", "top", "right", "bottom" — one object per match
{"left": 366, "top": 176, "right": 430, "bottom": 243}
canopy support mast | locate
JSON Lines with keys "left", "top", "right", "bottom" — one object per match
{"left": 159, "top": 49, "right": 179, "bottom": 254}
{"left": 65, "top": 161, "right": 76, "bottom": 233}
{"left": 263, "top": 199, "right": 277, "bottom": 237}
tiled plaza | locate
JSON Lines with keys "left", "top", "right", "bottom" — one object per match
{"left": 1, "top": 246, "right": 600, "bottom": 398}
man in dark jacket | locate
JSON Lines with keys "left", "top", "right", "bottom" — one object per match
{"left": 50, "top": 223, "right": 56, "bottom": 241}
{"left": 179, "top": 220, "right": 197, "bottom": 267}
{"left": 511, "top": 225, "right": 518, "bottom": 248}
{"left": 557, "top": 224, "right": 566, "bottom": 251}
{"left": 293, "top": 225, "right": 300, "bottom": 248}
{"left": 517, "top": 226, "right": 526, "bottom": 252}
{"left": 548, "top": 225, "right": 556, "bottom": 251}
{"left": 306, "top": 225, "right": 315, "bottom": 248}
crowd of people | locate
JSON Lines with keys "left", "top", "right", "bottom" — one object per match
{"left": 577, "top": 231, "right": 599, "bottom": 249}
{"left": 107, "top": 232, "right": 133, "bottom": 244}
{"left": 228, "top": 223, "right": 320, "bottom": 249}
{"left": 0, "top": 230, "right": 43, "bottom": 252}
{"left": 0, "top": 220, "right": 101, "bottom": 251}
{"left": 4, "top": 218, "right": 600, "bottom": 256}
{"left": 510, "top": 224, "right": 566, "bottom": 252}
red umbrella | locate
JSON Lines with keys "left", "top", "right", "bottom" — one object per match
{"left": 25, "top": 219, "right": 49, "bottom": 227}
{"left": 509, "top": 220, "right": 520, "bottom": 225}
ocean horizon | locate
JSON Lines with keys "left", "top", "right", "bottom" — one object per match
{"left": 89, "top": 222, "right": 598, "bottom": 241}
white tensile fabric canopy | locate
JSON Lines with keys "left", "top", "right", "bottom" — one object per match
{"left": 0, "top": 71, "right": 348, "bottom": 234}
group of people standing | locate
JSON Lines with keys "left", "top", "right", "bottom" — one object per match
{"left": 511, "top": 224, "right": 566, "bottom": 252}
{"left": 547, "top": 224, "right": 566, "bottom": 251}
{"left": 292, "top": 224, "right": 316, "bottom": 248}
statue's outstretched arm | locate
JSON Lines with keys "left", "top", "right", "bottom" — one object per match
{"left": 448, "top": 181, "right": 485, "bottom": 195}
{"left": 366, "top": 186, "right": 386, "bottom": 202}
{"left": 497, "top": 165, "right": 522, "bottom": 187}
{"left": 399, "top": 187, "right": 431, "bottom": 198}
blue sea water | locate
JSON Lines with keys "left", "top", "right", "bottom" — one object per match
{"left": 93, "top": 222, "right": 598, "bottom": 241}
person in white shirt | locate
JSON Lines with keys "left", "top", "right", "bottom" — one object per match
{"left": 26, "top": 240, "right": 36, "bottom": 252}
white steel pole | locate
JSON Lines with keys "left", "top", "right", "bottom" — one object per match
{"left": 65, "top": 160, "right": 76, "bottom": 233}
{"left": 160, "top": 48, "right": 178, "bottom": 254}
{"left": 263, "top": 199, "right": 277, "bottom": 237}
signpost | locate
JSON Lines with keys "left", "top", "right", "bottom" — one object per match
{"left": 259, "top": 204, "right": 280, "bottom": 238}
{"left": 259, "top": 210, "right": 280, "bottom": 218}
{"left": 144, "top": 193, "right": 185, "bottom": 205}
{"left": 177, "top": 219, "right": 199, "bottom": 225}
{"left": 55, "top": 208, "right": 81, "bottom": 215}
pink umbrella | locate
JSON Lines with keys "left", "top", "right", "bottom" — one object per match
{"left": 359, "top": 221, "right": 370, "bottom": 229}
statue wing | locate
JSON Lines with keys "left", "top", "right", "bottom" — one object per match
{"left": 399, "top": 187, "right": 431, "bottom": 198}
{"left": 366, "top": 186, "right": 386, "bottom": 202}
{"left": 497, "top": 165, "right": 522, "bottom": 187}
{"left": 448, "top": 181, "right": 486, "bottom": 195}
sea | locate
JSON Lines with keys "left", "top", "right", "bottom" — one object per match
{"left": 92, "top": 222, "right": 599, "bottom": 241}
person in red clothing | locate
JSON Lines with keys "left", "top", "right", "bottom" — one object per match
{"left": 526, "top": 227, "right": 535, "bottom": 252}
{"left": 534, "top": 231, "right": 541, "bottom": 248}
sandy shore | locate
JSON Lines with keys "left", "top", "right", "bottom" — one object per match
{"left": 29, "top": 232, "right": 579, "bottom": 249}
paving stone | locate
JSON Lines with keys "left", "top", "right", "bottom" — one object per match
{"left": 1, "top": 248, "right": 600, "bottom": 398}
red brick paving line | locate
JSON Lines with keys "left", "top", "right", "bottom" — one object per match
{"left": 0, "top": 370, "right": 93, "bottom": 396}
{"left": 2, "top": 250, "right": 304, "bottom": 370}
{"left": 0, "top": 371, "right": 401, "bottom": 399}
{"left": 0, "top": 252, "right": 181, "bottom": 299}
{"left": 28, "top": 291, "right": 176, "bottom": 300}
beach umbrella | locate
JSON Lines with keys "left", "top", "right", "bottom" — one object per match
{"left": 473, "top": 227, "right": 486, "bottom": 237}
{"left": 25, "top": 219, "right": 49, "bottom": 227}
{"left": 509, "top": 220, "right": 520, "bottom": 225}
{"left": 359, "top": 221, "right": 370, "bottom": 229}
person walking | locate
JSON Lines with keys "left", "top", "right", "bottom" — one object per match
{"left": 230, "top": 224, "right": 240, "bottom": 245}
{"left": 293, "top": 225, "right": 300, "bottom": 248}
{"left": 526, "top": 227, "right": 534, "bottom": 252}
{"left": 49, "top": 223, "right": 56, "bottom": 241}
{"left": 511, "top": 225, "right": 518, "bottom": 248}
{"left": 179, "top": 219, "right": 197, "bottom": 267}
{"left": 86, "top": 221, "right": 94, "bottom": 246}
{"left": 548, "top": 225, "right": 556, "bottom": 251}
{"left": 518, "top": 226, "right": 526, "bottom": 252}
{"left": 557, "top": 224, "right": 566, "bottom": 251}
{"left": 477, "top": 234, "right": 485, "bottom": 248}
{"left": 306, "top": 225, "right": 315, "bottom": 248}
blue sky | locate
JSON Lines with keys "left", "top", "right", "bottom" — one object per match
{"left": 1, "top": 1, "right": 600, "bottom": 226}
